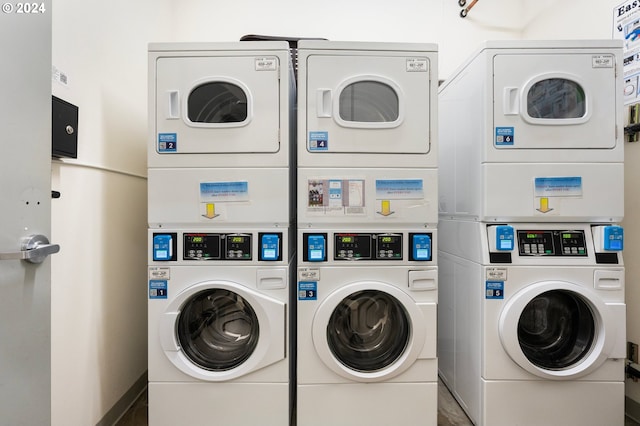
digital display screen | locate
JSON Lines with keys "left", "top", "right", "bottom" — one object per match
{"left": 375, "top": 234, "right": 402, "bottom": 260}
{"left": 225, "top": 234, "right": 252, "bottom": 260}
{"left": 518, "top": 230, "right": 554, "bottom": 255}
{"left": 517, "top": 230, "right": 586, "bottom": 257}
{"left": 183, "top": 234, "right": 221, "bottom": 260}
{"left": 334, "top": 234, "right": 371, "bottom": 260}
{"left": 559, "top": 230, "right": 587, "bottom": 256}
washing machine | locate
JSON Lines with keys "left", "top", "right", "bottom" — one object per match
{"left": 438, "top": 220, "right": 626, "bottom": 425}
{"left": 438, "top": 39, "right": 624, "bottom": 223}
{"left": 296, "top": 40, "right": 438, "bottom": 169}
{"left": 148, "top": 41, "right": 296, "bottom": 228}
{"left": 148, "top": 228, "right": 293, "bottom": 425}
{"left": 296, "top": 228, "right": 438, "bottom": 425}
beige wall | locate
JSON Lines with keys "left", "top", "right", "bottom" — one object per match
{"left": 51, "top": 1, "right": 171, "bottom": 424}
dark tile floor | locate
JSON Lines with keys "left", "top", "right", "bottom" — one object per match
{"left": 116, "top": 379, "right": 472, "bottom": 426}
{"left": 116, "top": 380, "right": 640, "bottom": 426}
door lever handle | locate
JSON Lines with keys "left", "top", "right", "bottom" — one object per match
{"left": 0, "top": 234, "right": 60, "bottom": 264}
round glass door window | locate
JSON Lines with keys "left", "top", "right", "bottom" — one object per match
{"left": 339, "top": 81, "right": 399, "bottom": 123}
{"left": 517, "top": 290, "right": 595, "bottom": 370}
{"left": 327, "top": 290, "right": 410, "bottom": 372}
{"left": 187, "top": 82, "right": 248, "bottom": 124}
{"left": 177, "top": 288, "right": 259, "bottom": 371}
{"left": 527, "top": 78, "right": 586, "bottom": 119}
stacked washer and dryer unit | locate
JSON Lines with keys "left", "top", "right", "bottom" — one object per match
{"left": 147, "top": 42, "right": 296, "bottom": 425}
{"left": 295, "top": 41, "right": 440, "bottom": 425}
{"left": 438, "top": 40, "right": 627, "bottom": 425}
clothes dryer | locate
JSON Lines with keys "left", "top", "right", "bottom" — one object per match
{"left": 438, "top": 40, "right": 623, "bottom": 222}
{"left": 149, "top": 41, "right": 294, "bottom": 168}
{"left": 438, "top": 220, "right": 626, "bottom": 426}
{"left": 297, "top": 41, "right": 438, "bottom": 169}
{"left": 148, "top": 229, "right": 292, "bottom": 425}
{"left": 296, "top": 228, "right": 438, "bottom": 425}
{"left": 148, "top": 42, "right": 295, "bottom": 229}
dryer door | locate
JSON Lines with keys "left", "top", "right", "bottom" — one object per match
{"left": 159, "top": 280, "right": 285, "bottom": 381}
{"left": 498, "top": 280, "right": 617, "bottom": 380}
{"left": 312, "top": 281, "right": 429, "bottom": 382}
{"left": 304, "top": 54, "right": 432, "bottom": 154}
{"left": 155, "top": 54, "right": 281, "bottom": 154}
{"left": 493, "top": 53, "right": 617, "bottom": 150}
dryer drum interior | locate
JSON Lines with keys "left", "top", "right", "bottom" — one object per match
{"left": 188, "top": 82, "right": 248, "bottom": 124}
{"left": 517, "top": 289, "right": 596, "bottom": 370}
{"left": 338, "top": 81, "right": 399, "bottom": 123}
{"left": 176, "top": 288, "right": 260, "bottom": 371}
{"left": 326, "top": 290, "right": 411, "bottom": 372}
{"left": 526, "top": 78, "right": 586, "bottom": 119}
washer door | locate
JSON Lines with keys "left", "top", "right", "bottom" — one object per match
{"left": 312, "top": 281, "right": 426, "bottom": 382}
{"left": 160, "top": 280, "right": 285, "bottom": 381}
{"left": 499, "top": 280, "right": 615, "bottom": 380}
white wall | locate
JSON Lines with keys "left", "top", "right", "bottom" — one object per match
{"left": 51, "top": 1, "right": 172, "bottom": 424}
{"left": 522, "top": 0, "right": 640, "bottom": 407}
{"left": 167, "top": 0, "right": 526, "bottom": 78}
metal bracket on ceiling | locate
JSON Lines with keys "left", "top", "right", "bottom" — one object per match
{"left": 459, "top": 0, "right": 479, "bottom": 18}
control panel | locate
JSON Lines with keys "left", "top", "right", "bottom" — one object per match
{"left": 183, "top": 233, "right": 253, "bottom": 260}
{"left": 410, "top": 233, "right": 432, "bottom": 261}
{"left": 150, "top": 232, "right": 284, "bottom": 262}
{"left": 302, "top": 231, "right": 433, "bottom": 262}
{"left": 153, "top": 233, "right": 175, "bottom": 261}
{"left": 306, "top": 234, "right": 327, "bottom": 262}
{"left": 334, "top": 233, "right": 402, "bottom": 260}
{"left": 259, "top": 233, "right": 281, "bottom": 261}
{"left": 495, "top": 225, "right": 514, "bottom": 251}
{"left": 517, "top": 230, "right": 587, "bottom": 257}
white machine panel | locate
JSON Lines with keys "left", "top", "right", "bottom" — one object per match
{"left": 148, "top": 42, "right": 295, "bottom": 168}
{"left": 297, "top": 168, "right": 437, "bottom": 227}
{"left": 148, "top": 168, "right": 291, "bottom": 228}
{"left": 297, "top": 41, "right": 438, "bottom": 168}
{"left": 493, "top": 51, "right": 617, "bottom": 150}
{"left": 438, "top": 40, "right": 623, "bottom": 222}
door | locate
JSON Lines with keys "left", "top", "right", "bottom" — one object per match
{"left": 499, "top": 280, "right": 618, "bottom": 379}
{"left": 493, "top": 53, "right": 617, "bottom": 149}
{"left": 0, "top": 2, "right": 56, "bottom": 424}
{"left": 311, "top": 281, "right": 427, "bottom": 382}
{"left": 154, "top": 55, "right": 282, "bottom": 154}
{"left": 304, "top": 54, "right": 432, "bottom": 154}
{"left": 160, "top": 280, "right": 285, "bottom": 381}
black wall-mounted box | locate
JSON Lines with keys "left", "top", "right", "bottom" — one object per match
{"left": 52, "top": 95, "right": 78, "bottom": 158}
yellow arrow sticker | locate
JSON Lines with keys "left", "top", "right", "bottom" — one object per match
{"left": 537, "top": 197, "right": 553, "bottom": 213}
{"left": 377, "top": 200, "right": 394, "bottom": 217}
{"left": 203, "top": 203, "right": 218, "bottom": 219}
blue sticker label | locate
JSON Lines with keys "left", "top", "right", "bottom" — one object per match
{"left": 149, "top": 280, "right": 168, "bottom": 299}
{"left": 158, "top": 133, "right": 177, "bottom": 152}
{"left": 309, "top": 131, "right": 329, "bottom": 151}
{"left": 534, "top": 177, "right": 583, "bottom": 197}
{"left": 486, "top": 281, "right": 504, "bottom": 299}
{"left": 375, "top": 179, "right": 424, "bottom": 200}
{"left": 298, "top": 281, "right": 318, "bottom": 300}
{"left": 495, "top": 127, "right": 514, "bottom": 146}
{"left": 200, "top": 181, "right": 250, "bottom": 202}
